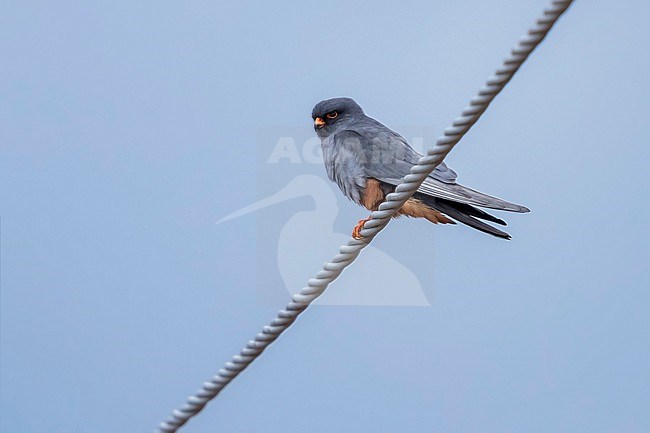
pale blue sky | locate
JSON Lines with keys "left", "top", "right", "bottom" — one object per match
{"left": 2, "top": 1, "right": 649, "bottom": 432}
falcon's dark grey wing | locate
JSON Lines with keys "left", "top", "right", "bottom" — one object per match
{"left": 415, "top": 177, "right": 529, "bottom": 212}
{"left": 347, "top": 118, "right": 458, "bottom": 185}
{"left": 342, "top": 124, "right": 529, "bottom": 213}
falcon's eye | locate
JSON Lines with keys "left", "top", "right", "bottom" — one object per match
{"left": 326, "top": 111, "right": 338, "bottom": 119}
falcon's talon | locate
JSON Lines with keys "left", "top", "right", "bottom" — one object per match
{"left": 352, "top": 217, "right": 372, "bottom": 239}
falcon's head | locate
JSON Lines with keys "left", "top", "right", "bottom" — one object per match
{"left": 311, "top": 97, "right": 364, "bottom": 138}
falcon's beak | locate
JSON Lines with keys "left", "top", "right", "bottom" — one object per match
{"left": 314, "top": 117, "right": 325, "bottom": 129}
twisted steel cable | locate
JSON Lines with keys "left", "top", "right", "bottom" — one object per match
{"left": 158, "top": 1, "right": 574, "bottom": 431}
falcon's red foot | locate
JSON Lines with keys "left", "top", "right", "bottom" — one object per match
{"left": 352, "top": 216, "right": 372, "bottom": 240}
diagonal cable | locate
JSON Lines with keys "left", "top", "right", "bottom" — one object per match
{"left": 158, "top": 1, "right": 574, "bottom": 431}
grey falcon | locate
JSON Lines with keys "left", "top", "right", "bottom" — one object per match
{"left": 311, "top": 97, "right": 529, "bottom": 240}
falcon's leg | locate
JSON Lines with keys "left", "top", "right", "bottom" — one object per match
{"left": 352, "top": 178, "right": 385, "bottom": 239}
{"left": 361, "top": 178, "right": 385, "bottom": 211}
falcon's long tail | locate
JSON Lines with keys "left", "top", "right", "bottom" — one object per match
{"left": 414, "top": 193, "right": 512, "bottom": 240}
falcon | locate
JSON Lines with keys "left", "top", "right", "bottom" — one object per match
{"left": 312, "top": 97, "right": 529, "bottom": 240}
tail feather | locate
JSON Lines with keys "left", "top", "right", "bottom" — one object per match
{"left": 415, "top": 193, "right": 512, "bottom": 239}
{"left": 435, "top": 201, "right": 512, "bottom": 239}
{"left": 437, "top": 198, "right": 507, "bottom": 226}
